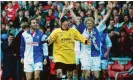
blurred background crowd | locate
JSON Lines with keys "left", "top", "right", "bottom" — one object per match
{"left": 1, "top": 1, "right": 133, "bottom": 80}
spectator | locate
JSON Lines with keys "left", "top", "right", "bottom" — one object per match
{"left": 5, "top": 1, "right": 16, "bottom": 21}
{"left": 11, "top": 1, "right": 20, "bottom": 11}
{"left": 11, "top": 22, "right": 29, "bottom": 80}
{"left": 122, "top": 3, "right": 128, "bottom": 15}
{"left": 44, "top": 1, "right": 52, "bottom": 10}
{"left": 118, "top": 28, "right": 132, "bottom": 57}
{"left": 129, "top": 7, "right": 133, "bottom": 22}
{"left": 5, "top": 1, "right": 20, "bottom": 11}
{"left": 107, "top": 24, "right": 120, "bottom": 57}
{"left": 85, "top": 10, "right": 93, "bottom": 18}
{"left": 21, "top": 1, "right": 29, "bottom": 10}
{"left": 98, "top": 1, "right": 106, "bottom": 16}
{"left": 126, "top": 22, "right": 133, "bottom": 34}
{"left": 1, "top": 10, "right": 8, "bottom": 24}
{"left": 112, "top": 7, "right": 119, "bottom": 17}
{"left": 107, "top": 19, "right": 120, "bottom": 32}
{"left": 127, "top": 1, "right": 133, "bottom": 10}
{"left": 28, "top": 1, "right": 35, "bottom": 17}
{"left": 5, "top": 20, "right": 16, "bottom": 37}
{"left": 44, "top": 16, "right": 54, "bottom": 31}
{"left": 1, "top": 33, "right": 17, "bottom": 80}
{"left": 114, "top": 15, "right": 122, "bottom": 28}
{"left": 14, "top": 9, "right": 28, "bottom": 29}
{"left": 1, "top": 23, "right": 7, "bottom": 34}
{"left": 24, "top": 10, "right": 32, "bottom": 21}
{"left": 121, "top": 14, "right": 132, "bottom": 30}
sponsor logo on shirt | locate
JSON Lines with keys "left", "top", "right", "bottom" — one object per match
{"left": 27, "top": 42, "right": 39, "bottom": 46}
{"left": 26, "top": 37, "right": 29, "bottom": 39}
{"left": 60, "top": 38, "right": 72, "bottom": 43}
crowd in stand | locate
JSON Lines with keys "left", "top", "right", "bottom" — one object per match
{"left": 1, "top": 1, "right": 133, "bottom": 80}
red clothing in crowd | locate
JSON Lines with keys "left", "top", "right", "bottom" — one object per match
{"left": 44, "top": 5, "right": 51, "bottom": 10}
{"left": 5, "top": 3, "right": 20, "bottom": 12}
{"left": 121, "top": 24, "right": 133, "bottom": 34}
{"left": 50, "top": 15, "right": 55, "bottom": 20}
{"left": 126, "top": 28, "right": 133, "bottom": 34}
{"left": 6, "top": 8, "right": 16, "bottom": 21}
{"left": 47, "top": 15, "right": 55, "bottom": 20}
{"left": 87, "top": 1, "right": 93, "bottom": 4}
{"left": 2, "top": 17, "right": 8, "bottom": 24}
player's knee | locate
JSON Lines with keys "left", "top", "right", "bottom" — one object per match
{"left": 67, "top": 71, "right": 73, "bottom": 79}
{"left": 26, "top": 77, "right": 32, "bottom": 80}
{"left": 101, "top": 70, "right": 108, "bottom": 78}
{"left": 26, "top": 74, "right": 33, "bottom": 80}
{"left": 73, "top": 69, "right": 78, "bottom": 76}
{"left": 93, "top": 71, "right": 100, "bottom": 78}
{"left": 85, "top": 75, "right": 90, "bottom": 80}
{"left": 85, "top": 71, "right": 91, "bottom": 80}
{"left": 34, "top": 75, "right": 40, "bottom": 80}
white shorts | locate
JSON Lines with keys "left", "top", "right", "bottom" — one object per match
{"left": 75, "top": 51, "right": 81, "bottom": 65}
{"left": 80, "top": 52, "right": 91, "bottom": 70}
{"left": 101, "top": 59, "right": 108, "bottom": 70}
{"left": 24, "top": 62, "right": 43, "bottom": 72}
{"left": 91, "top": 57, "right": 101, "bottom": 71}
{"left": 80, "top": 52, "right": 101, "bottom": 71}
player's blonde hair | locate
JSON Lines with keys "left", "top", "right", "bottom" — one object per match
{"left": 84, "top": 17, "right": 94, "bottom": 25}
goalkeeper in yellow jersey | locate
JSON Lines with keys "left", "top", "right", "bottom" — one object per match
{"left": 42, "top": 15, "right": 90, "bottom": 80}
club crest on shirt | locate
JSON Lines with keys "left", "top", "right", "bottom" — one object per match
{"left": 60, "top": 33, "right": 63, "bottom": 36}
{"left": 37, "top": 36, "right": 39, "bottom": 39}
{"left": 69, "top": 33, "right": 71, "bottom": 37}
{"left": 93, "top": 31, "right": 96, "bottom": 35}
{"left": 26, "top": 37, "right": 29, "bottom": 39}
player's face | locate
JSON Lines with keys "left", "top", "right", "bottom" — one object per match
{"left": 64, "top": 20, "right": 70, "bottom": 27}
{"left": 30, "top": 19, "right": 38, "bottom": 29}
{"left": 86, "top": 21, "right": 93, "bottom": 29}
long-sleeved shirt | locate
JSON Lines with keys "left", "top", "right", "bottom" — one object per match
{"left": 48, "top": 28, "right": 87, "bottom": 64}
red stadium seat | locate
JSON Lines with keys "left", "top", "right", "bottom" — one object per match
{"left": 121, "top": 61, "right": 133, "bottom": 78}
{"left": 108, "top": 61, "right": 124, "bottom": 79}
{"left": 112, "top": 61, "right": 124, "bottom": 72}
{"left": 114, "top": 60, "right": 133, "bottom": 80}
{"left": 108, "top": 64, "right": 112, "bottom": 71}
{"left": 115, "top": 67, "right": 133, "bottom": 80}
{"left": 124, "top": 61, "right": 132, "bottom": 71}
